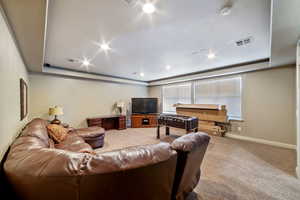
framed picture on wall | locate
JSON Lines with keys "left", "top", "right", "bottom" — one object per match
{"left": 20, "top": 78, "right": 28, "bottom": 121}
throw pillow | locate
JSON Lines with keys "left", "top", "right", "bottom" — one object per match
{"left": 47, "top": 124, "right": 68, "bottom": 143}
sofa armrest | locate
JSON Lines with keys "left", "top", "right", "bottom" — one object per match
{"left": 170, "top": 132, "right": 210, "bottom": 200}
{"left": 171, "top": 132, "right": 210, "bottom": 152}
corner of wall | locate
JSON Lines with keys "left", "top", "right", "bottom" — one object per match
{"left": 0, "top": 7, "right": 30, "bottom": 161}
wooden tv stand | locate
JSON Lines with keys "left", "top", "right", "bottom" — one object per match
{"left": 131, "top": 114, "right": 158, "bottom": 128}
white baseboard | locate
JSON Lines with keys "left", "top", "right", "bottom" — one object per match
{"left": 297, "top": 166, "right": 300, "bottom": 179}
{"left": 226, "top": 133, "right": 296, "bottom": 150}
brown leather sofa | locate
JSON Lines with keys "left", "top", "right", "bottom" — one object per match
{"left": 3, "top": 118, "right": 210, "bottom": 200}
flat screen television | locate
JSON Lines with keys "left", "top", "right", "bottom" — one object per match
{"left": 132, "top": 98, "right": 158, "bottom": 114}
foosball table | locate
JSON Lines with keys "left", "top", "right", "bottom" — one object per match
{"left": 157, "top": 114, "right": 199, "bottom": 139}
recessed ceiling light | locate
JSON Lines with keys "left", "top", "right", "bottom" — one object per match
{"left": 140, "top": 72, "right": 145, "bottom": 77}
{"left": 143, "top": 3, "right": 156, "bottom": 14}
{"left": 81, "top": 58, "right": 91, "bottom": 67}
{"left": 207, "top": 52, "right": 216, "bottom": 59}
{"left": 166, "top": 65, "right": 171, "bottom": 70}
{"left": 100, "top": 43, "right": 111, "bottom": 51}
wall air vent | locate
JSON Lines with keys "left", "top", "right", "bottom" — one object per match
{"left": 235, "top": 37, "right": 254, "bottom": 47}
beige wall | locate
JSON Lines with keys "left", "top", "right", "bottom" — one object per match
{"left": 149, "top": 66, "right": 296, "bottom": 145}
{"left": 0, "top": 0, "right": 47, "bottom": 72}
{"left": 0, "top": 10, "right": 29, "bottom": 160}
{"left": 29, "top": 74, "right": 148, "bottom": 128}
{"left": 239, "top": 66, "right": 296, "bottom": 145}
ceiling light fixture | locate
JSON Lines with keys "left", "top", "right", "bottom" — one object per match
{"left": 207, "top": 52, "right": 216, "bottom": 59}
{"left": 143, "top": 3, "right": 156, "bottom": 14}
{"left": 140, "top": 72, "right": 145, "bottom": 77}
{"left": 166, "top": 65, "right": 171, "bottom": 70}
{"left": 100, "top": 43, "right": 111, "bottom": 51}
{"left": 81, "top": 58, "right": 91, "bottom": 67}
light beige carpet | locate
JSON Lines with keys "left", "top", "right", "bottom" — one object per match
{"left": 96, "top": 128, "right": 300, "bottom": 200}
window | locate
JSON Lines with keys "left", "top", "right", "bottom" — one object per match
{"left": 194, "top": 77, "right": 242, "bottom": 118}
{"left": 163, "top": 83, "right": 192, "bottom": 113}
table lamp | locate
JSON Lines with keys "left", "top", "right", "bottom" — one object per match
{"left": 116, "top": 101, "right": 125, "bottom": 115}
{"left": 49, "top": 106, "right": 64, "bottom": 125}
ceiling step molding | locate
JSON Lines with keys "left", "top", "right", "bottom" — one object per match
{"left": 40, "top": 66, "right": 148, "bottom": 86}
{"left": 41, "top": 59, "right": 278, "bottom": 86}
{"left": 148, "top": 59, "right": 271, "bottom": 86}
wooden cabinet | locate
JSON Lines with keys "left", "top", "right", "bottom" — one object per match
{"left": 118, "top": 116, "right": 126, "bottom": 130}
{"left": 87, "top": 115, "right": 126, "bottom": 130}
{"left": 131, "top": 114, "right": 158, "bottom": 128}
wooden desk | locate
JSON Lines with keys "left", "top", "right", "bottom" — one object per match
{"left": 87, "top": 115, "right": 126, "bottom": 130}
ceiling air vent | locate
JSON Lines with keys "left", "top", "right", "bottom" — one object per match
{"left": 122, "top": 0, "right": 138, "bottom": 6}
{"left": 235, "top": 37, "right": 254, "bottom": 47}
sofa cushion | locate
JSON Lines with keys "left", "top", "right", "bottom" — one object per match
{"left": 85, "top": 142, "right": 176, "bottom": 174}
{"left": 55, "top": 135, "right": 95, "bottom": 154}
{"left": 70, "top": 127, "right": 106, "bottom": 149}
{"left": 47, "top": 124, "right": 68, "bottom": 143}
{"left": 71, "top": 127, "right": 105, "bottom": 138}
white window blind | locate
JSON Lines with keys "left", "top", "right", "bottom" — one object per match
{"left": 163, "top": 83, "right": 192, "bottom": 113}
{"left": 194, "top": 77, "right": 242, "bottom": 118}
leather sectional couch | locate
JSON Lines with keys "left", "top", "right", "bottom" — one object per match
{"left": 3, "top": 118, "right": 210, "bottom": 200}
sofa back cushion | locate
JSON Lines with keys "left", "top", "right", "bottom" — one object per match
{"left": 20, "top": 118, "right": 50, "bottom": 147}
{"left": 79, "top": 142, "right": 177, "bottom": 200}
{"left": 4, "top": 143, "right": 87, "bottom": 200}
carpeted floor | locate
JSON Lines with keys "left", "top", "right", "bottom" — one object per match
{"left": 95, "top": 128, "right": 300, "bottom": 200}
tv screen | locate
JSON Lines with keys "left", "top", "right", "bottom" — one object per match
{"left": 132, "top": 98, "right": 158, "bottom": 114}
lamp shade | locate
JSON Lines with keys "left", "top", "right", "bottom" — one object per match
{"left": 49, "top": 106, "right": 63, "bottom": 116}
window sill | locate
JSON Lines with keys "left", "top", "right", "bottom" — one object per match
{"left": 228, "top": 117, "right": 244, "bottom": 122}
{"left": 162, "top": 112, "right": 176, "bottom": 114}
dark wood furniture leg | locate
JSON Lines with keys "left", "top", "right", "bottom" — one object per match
{"left": 157, "top": 125, "right": 160, "bottom": 139}
{"left": 186, "top": 127, "right": 190, "bottom": 134}
{"left": 166, "top": 126, "right": 170, "bottom": 136}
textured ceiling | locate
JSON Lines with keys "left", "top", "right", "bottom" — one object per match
{"left": 45, "top": 0, "right": 271, "bottom": 81}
